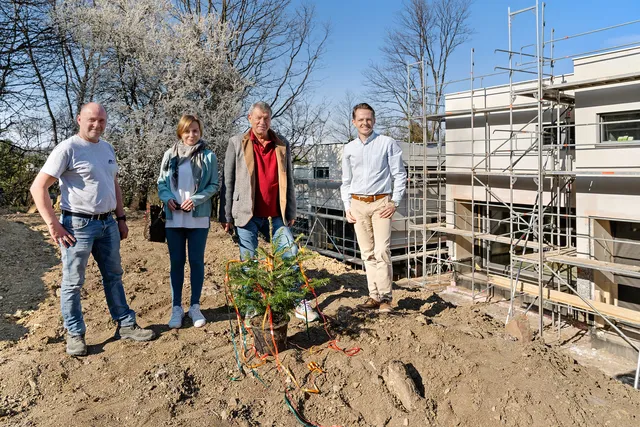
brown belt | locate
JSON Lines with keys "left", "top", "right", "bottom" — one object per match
{"left": 351, "top": 194, "right": 389, "bottom": 203}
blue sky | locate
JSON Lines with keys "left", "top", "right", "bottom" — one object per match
{"left": 310, "top": 0, "right": 640, "bottom": 105}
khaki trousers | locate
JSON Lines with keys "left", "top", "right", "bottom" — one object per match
{"left": 350, "top": 196, "right": 393, "bottom": 302}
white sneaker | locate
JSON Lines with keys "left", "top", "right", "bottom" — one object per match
{"left": 168, "top": 306, "right": 184, "bottom": 329}
{"left": 294, "top": 300, "right": 319, "bottom": 322}
{"left": 188, "top": 304, "right": 206, "bottom": 328}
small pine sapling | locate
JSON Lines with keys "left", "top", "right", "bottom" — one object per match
{"left": 227, "top": 220, "right": 328, "bottom": 325}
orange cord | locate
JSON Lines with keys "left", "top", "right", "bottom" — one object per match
{"left": 224, "top": 259, "right": 361, "bottom": 391}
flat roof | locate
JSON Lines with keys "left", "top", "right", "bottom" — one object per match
{"left": 426, "top": 102, "right": 540, "bottom": 121}
{"left": 444, "top": 74, "right": 575, "bottom": 99}
{"left": 514, "top": 71, "right": 640, "bottom": 97}
{"left": 573, "top": 45, "right": 640, "bottom": 62}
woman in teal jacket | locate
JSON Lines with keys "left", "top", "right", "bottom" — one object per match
{"left": 157, "top": 115, "right": 218, "bottom": 329}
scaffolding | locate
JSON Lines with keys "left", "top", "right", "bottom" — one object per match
{"left": 405, "top": 1, "right": 640, "bottom": 389}
{"left": 293, "top": 1, "right": 640, "bottom": 390}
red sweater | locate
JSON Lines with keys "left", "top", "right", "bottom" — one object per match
{"left": 251, "top": 131, "right": 279, "bottom": 218}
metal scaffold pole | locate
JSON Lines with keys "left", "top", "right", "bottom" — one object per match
{"left": 470, "top": 47, "right": 476, "bottom": 301}
{"left": 536, "top": 0, "right": 545, "bottom": 337}
{"left": 422, "top": 57, "right": 429, "bottom": 281}
{"left": 406, "top": 61, "right": 412, "bottom": 281}
{"left": 507, "top": 5, "right": 516, "bottom": 322}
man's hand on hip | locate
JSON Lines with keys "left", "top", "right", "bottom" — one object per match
{"left": 346, "top": 209, "right": 357, "bottom": 223}
{"left": 379, "top": 203, "right": 396, "bottom": 219}
{"left": 118, "top": 220, "right": 129, "bottom": 240}
{"left": 48, "top": 221, "right": 76, "bottom": 248}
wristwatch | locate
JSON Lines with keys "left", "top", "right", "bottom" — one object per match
{"left": 393, "top": 201, "right": 400, "bottom": 208}
{"left": 116, "top": 215, "right": 127, "bottom": 222}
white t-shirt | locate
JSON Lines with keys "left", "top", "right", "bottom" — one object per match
{"left": 41, "top": 135, "right": 118, "bottom": 215}
{"left": 165, "top": 161, "right": 210, "bottom": 229}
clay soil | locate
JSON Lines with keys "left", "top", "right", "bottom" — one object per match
{"left": 1, "top": 213, "right": 639, "bottom": 427}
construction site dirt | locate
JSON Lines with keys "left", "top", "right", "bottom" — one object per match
{"left": 1, "top": 213, "right": 639, "bottom": 427}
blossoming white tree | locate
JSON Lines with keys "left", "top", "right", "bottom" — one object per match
{"left": 56, "top": 0, "right": 246, "bottom": 204}
{"left": 1, "top": 0, "right": 329, "bottom": 206}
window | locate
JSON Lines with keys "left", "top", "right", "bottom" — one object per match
{"left": 313, "top": 166, "right": 329, "bottom": 179}
{"left": 540, "top": 121, "right": 574, "bottom": 146}
{"left": 611, "top": 220, "right": 640, "bottom": 298}
{"left": 536, "top": 123, "right": 557, "bottom": 145}
{"left": 542, "top": 128, "right": 555, "bottom": 145}
{"left": 599, "top": 111, "right": 640, "bottom": 142}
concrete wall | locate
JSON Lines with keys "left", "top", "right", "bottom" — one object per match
{"left": 570, "top": 48, "right": 640, "bottom": 300}
{"left": 573, "top": 47, "right": 640, "bottom": 170}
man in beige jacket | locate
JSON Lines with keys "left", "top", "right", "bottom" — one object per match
{"left": 220, "top": 101, "right": 318, "bottom": 322}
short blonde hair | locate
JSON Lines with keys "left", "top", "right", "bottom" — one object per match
{"left": 176, "top": 115, "right": 203, "bottom": 139}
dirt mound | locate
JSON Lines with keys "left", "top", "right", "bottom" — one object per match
{"left": 0, "top": 214, "right": 639, "bottom": 426}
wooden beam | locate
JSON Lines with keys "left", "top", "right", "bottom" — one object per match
{"left": 426, "top": 224, "right": 547, "bottom": 249}
{"left": 483, "top": 274, "right": 640, "bottom": 325}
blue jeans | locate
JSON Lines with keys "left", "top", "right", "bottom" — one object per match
{"left": 235, "top": 216, "right": 297, "bottom": 261}
{"left": 166, "top": 227, "right": 209, "bottom": 307}
{"left": 60, "top": 215, "right": 135, "bottom": 336}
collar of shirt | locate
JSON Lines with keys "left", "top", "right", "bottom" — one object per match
{"left": 358, "top": 131, "right": 378, "bottom": 145}
{"left": 250, "top": 129, "right": 274, "bottom": 151}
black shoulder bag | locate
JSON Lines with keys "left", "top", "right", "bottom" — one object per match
{"left": 144, "top": 203, "right": 166, "bottom": 243}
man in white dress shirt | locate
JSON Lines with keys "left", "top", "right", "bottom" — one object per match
{"left": 340, "top": 103, "right": 406, "bottom": 313}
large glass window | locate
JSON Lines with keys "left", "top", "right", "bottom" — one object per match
{"left": 600, "top": 111, "right": 640, "bottom": 142}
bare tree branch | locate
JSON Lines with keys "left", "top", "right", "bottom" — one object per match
{"left": 329, "top": 90, "right": 359, "bottom": 143}
{"left": 364, "top": 0, "right": 472, "bottom": 142}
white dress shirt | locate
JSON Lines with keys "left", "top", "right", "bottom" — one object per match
{"left": 340, "top": 132, "right": 407, "bottom": 211}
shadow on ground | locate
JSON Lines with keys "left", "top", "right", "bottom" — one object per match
{"left": 306, "top": 269, "right": 369, "bottom": 309}
{"left": 0, "top": 217, "right": 59, "bottom": 341}
{"left": 615, "top": 370, "right": 638, "bottom": 388}
{"left": 395, "top": 292, "right": 456, "bottom": 319}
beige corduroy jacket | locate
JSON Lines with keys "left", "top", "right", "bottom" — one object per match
{"left": 221, "top": 129, "right": 296, "bottom": 228}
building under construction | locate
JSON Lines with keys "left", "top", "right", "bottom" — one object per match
{"left": 293, "top": 2, "right": 640, "bottom": 388}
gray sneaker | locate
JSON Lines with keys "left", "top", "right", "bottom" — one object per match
{"left": 116, "top": 323, "right": 156, "bottom": 341}
{"left": 66, "top": 334, "right": 88, "bottom": 356}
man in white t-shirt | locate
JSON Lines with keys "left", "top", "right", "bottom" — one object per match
{"left": 30, "top": 102, "right": 155, "bottom": 356}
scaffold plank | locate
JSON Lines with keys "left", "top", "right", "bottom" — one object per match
{"left": 515, "top": 252, "right": 640, "bottom": 279}
{"left": 514, "top": 247, "right": 577, "bottom": 261}
{"left": 512, "top": 88, "right": 575, "bottom": 104}
{"left": 424, "top": 170, "right": 640, "bottom": 177}
{"left": 394, "top": 249, "right": 447, "bottom": 262}
{"left": 548, "top": 71, "right": 640, "bottom": 91}
{"left": 477, "top": 273, "right": 640, "bottom": 325}
{"left": 424, "top": 224, "right": 546, "bottom": 249}
{"left": 309, "top": 247, "right": 447, "bottom": 264}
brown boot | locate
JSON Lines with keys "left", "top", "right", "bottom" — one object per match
{"left": 378, "top": 301, "right": 392, "bottom": 313}
{"left": 356, "top": 297, "right": 381, "bottom": 310}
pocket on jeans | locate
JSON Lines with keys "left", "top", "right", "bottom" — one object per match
{"left": 63, "top": 216, "right": 90, "bottom": 231}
